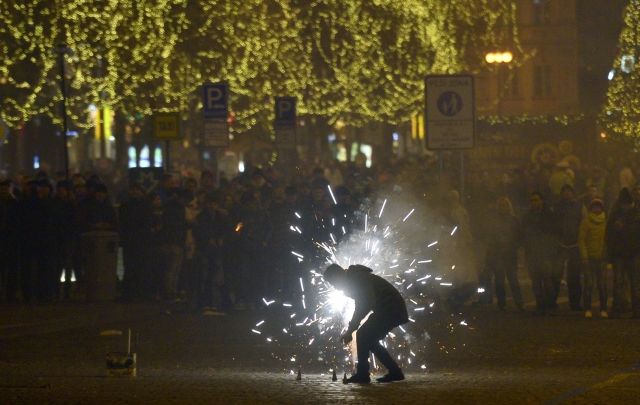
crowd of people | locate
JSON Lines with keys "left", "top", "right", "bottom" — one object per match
{"left": 0, "top": 155, "right": 639, "bottom": 320}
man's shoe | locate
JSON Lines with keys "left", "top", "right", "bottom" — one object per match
{"left": 585, "top": 310, "right": 593, "bottom": 319}
{"left": 376, "top": 371, "right": 405, "bottom": 383}
{"left": 343, "top": 374, "right": 370, "bottom": 384}
{"left": 600, "top": 310, "right": 609, "bottom": 319}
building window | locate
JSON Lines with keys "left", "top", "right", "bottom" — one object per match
{"left": 139, "top": 145, "right": 150, "bottom": 168}
{"left": 128, "top": 146, "right": 137, "bottom": 168}
{"left": 533, "top": 0, "right": 551, "bottom": 25}
{"left": 498, "top": 67, "right": 520, "bottom": 98}
{"left": 153, "top": 145, "right": 163, "bottom": 168}
{"left": 534, "top": 65, "right": 552, "bottom": 97}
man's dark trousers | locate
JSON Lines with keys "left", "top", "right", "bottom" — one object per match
{"left": 356, "top": 312, "right": 402, "bottom": 375}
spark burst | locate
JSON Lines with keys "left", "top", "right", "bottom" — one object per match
{"left": 251, "top": 197, "right": 474, "bottom": 374}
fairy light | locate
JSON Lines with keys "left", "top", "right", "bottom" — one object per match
{"left": 602, "top": 1, "right": 640, "bottom": 138}
{"left": 0, "top": 1, "right": 520, "bottom": 134}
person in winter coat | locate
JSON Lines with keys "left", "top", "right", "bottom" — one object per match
{"left": 76, "top": 183, "right": 117, "bottom": 232}
{"left": 485, "top": 196, "right": 523, "bottom": 310}
{"left": 158, "top": 188, "right": 187, "bottom": 300}
{"left": 237, "top": 191, "right": 271, "bottom": 307}
{"left": 579, "top": 198, "right": 608, "bottom": 318}
{"left": 606, "top": 188, "right": 640, "bottom": 318}
{"left": 119, "top": 183, "right": 153, "bottom": 300}
{"left": 521, "top": 192, "right": 559, "bottom": 315}
{"left": 193, "top": 192, "right": 231, "bottom": 313}
{"left": 324, "top": 264, "right": 408, "bottom": 384}
{"left": 553, "top": 184, "right": 583, "bottom": 311}
{"left": 21, "top": 180, "right": 58, "bottom": 302}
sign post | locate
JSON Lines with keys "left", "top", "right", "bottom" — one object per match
{"left": 202, "top": 83, "right": 229, "bottom": 148}
{"left": 153, "top": 112, "right": 181, "bottom": 171}
{"left": 274, "top": 97, "right": 297, "bottom": 148}
{"left": 425, "top": 75, "right": 475, "bottom": 196}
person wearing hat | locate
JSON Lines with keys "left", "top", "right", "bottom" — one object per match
{"left": 605, "top": 188, "right": 640, "bottom": 318}
{"left": 578, "top": 198, "right": 608, "bottom": 318}
{"left": 323, "top": 264, "right": 408, "bottom": 384}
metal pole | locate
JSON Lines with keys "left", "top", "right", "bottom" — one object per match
{"left": 58, "top": 44, "right": 70, "bottom": 179}
{"left": 165, "top": 140, "right": 171, "bottom": 173}
{"left": 460, "top": 150, "right": 465, "bottom": 200}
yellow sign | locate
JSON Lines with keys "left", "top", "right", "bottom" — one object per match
{"left": 153, "top": 112, "right": 181, "bottom": 140}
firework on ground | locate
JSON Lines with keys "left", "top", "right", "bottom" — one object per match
{"left": 252, "top": 187, "right": 474, "bottom": 374}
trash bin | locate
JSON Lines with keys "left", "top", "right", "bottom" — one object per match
{"left": 81, "top": 230, "right": 119, "bottom": 301}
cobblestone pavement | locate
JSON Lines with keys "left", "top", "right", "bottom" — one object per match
{"left": 1, "top": 301, "right": 639, "bottom": 404}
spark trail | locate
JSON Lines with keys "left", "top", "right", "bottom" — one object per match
{"left": 250, "top": 197, "right": 475, "bottom": 374}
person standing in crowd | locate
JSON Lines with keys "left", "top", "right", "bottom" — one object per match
{"left": 606, "top": 188, "right": 640, "bottom": 318}
{"left": 193, "top": 192, "right": 230, "bottom": 313}
{"left": 77, "top": 183, "right": 117, "bottom": 232}
{"left": 485, "top": 196, "right": 523, "bottom": 311}
{"left": 268, "top": 186, "right": 300, "bottom": 299}
{"left": 446, "top": 189, "right": 476, "bottom": 285}
{"left": 21, "top": 179, "right": 58, "bottom": 302}
{"left": 237, "top": 190, "right": 271, "bottom": 309}
{"left": 119, "top": 183, "right": 153, "bottom": 301}
{"left": 158, "top": 187, "right": 187, "bottom": 301}
{"left": 149, "top": 192, "right": 164, "bottom": 299}
{"left": 0, "top": 180, "right": 20, "bottom": 302}
{"left": 199, "top": 170, "right": 216, "bottom": 195}
{"left": 554, "top": 184, "right": 583, "bottom": 311}
{"left": 581, "top": 185, "right": 602, "bottom": 215}
{"left": 578, "top": 198, "right": 608, "bottom": 318}
{"left": 521, "top": 192, "right": 558, "bottom": 315}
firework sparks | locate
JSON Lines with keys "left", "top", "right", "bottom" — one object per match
{"left": 327, "top": 185, "right": 338, "bottom": 205}
{"left": 379, "top": 199, "right": 387, "bottom": 218}
{"left": 251, "top": 197, "right": 468, "bottom": 373}
{"left": 402, "top": 208, "right": 415, "bottom": 222}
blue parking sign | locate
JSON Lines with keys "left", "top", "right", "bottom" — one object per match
{"left": 203, "top": 83, "right": 228, "bottom": 119}
{"left": 274, "top": 97, "right": 296, "bottom": 128}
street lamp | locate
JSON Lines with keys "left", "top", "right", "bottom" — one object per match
{"left": 485, "top": 51, "right": 514, "bottom": 64}
{"left": 56, "top": 42, "right": 71, "bottom": 179}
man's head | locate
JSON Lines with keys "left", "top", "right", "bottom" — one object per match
{"left": 324, "top": 264, "right": 346, "bottom": 290}
{"left": 55, "top": 180, "right": 72, "bottom": 201}
{"left": 530, "top": 192, "right": 544, "bottom": 212}
{"left": 36, "top": 180, "right": 52, "bottom": 199}
{"left": 560, "top": 184, "right": 575, "bottom": 201}
{"left": 94, "top": 184, "right": 108, "bottom": 202}
{"left": 618, "top": 187, "right": 634, "bottom": 210}
{"left": 129, "top": 183, "right": 145, "bottom": 200}
{"left": 0, "top": 180, "right": 11, "bottom": 199}
{"left": 589, "top": 199, "right": 604, "bottom": 215}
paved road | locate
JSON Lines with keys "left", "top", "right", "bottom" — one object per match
{"left": 0, "top": 300, "right": 639, "bottom": 404}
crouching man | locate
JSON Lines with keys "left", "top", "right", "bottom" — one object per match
{"left": 324, "top": 264, "right": 408, "bottom": 384}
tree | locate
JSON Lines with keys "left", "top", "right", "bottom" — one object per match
{"left": 0, "top": 0, "right": 521, "bottom": 132}
{"left": 602, "top": 0, "right": 640, "bottom": 139}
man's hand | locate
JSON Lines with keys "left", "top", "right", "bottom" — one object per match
{"left": 341, "top": 331, "right": 353, "bottom": 345}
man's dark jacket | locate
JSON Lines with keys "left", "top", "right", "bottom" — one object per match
{"left": 342, "top": 265, "right": 408, "bottom": 333}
